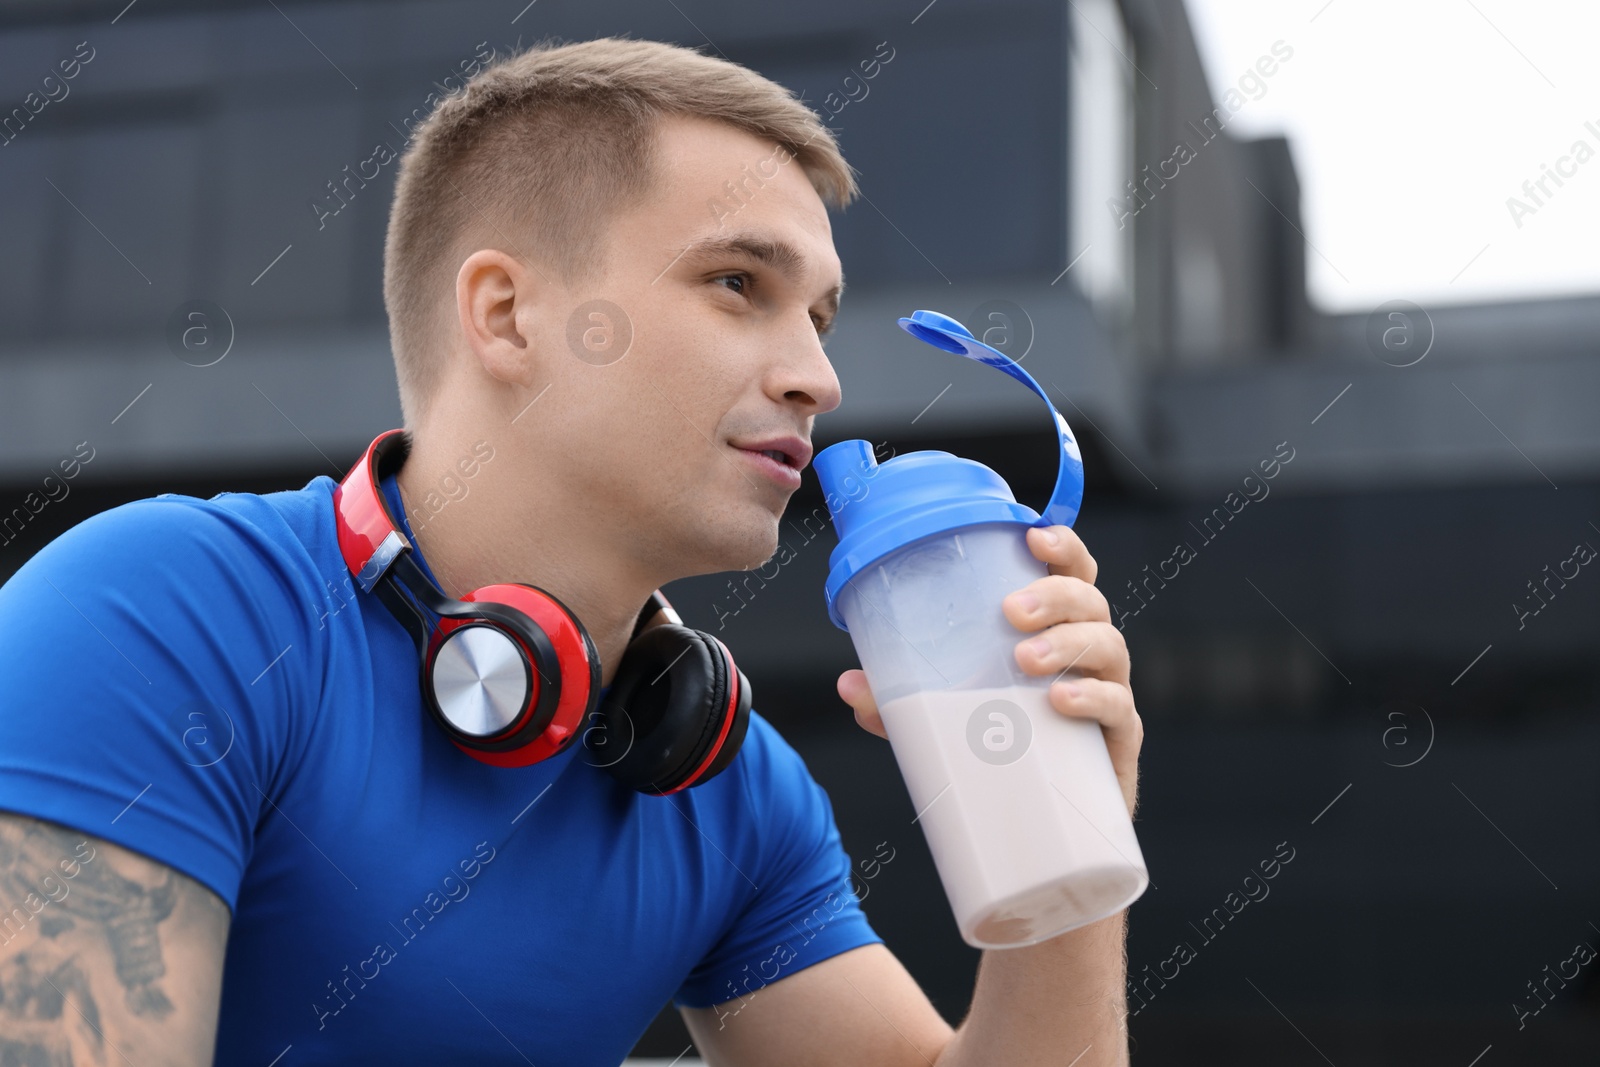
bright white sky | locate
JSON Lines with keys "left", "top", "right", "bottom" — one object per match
{"left": 1182, "top": 0, "right": 1600, "bottom": 312}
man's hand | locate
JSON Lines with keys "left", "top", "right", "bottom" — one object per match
{"left": 837, "top": 524, "right": 1144, "bottom": 818}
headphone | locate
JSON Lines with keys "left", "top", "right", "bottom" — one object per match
{"left": 332, "top": 429, "right": 751, "bottom": 795}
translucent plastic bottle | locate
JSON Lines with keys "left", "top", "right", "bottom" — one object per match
{"left": 815, "top": 310, "right": 1149, "bottom": 949}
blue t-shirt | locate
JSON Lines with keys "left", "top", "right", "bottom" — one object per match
{"left": 0, "top": 472, "right": 882, "bottom": 1064}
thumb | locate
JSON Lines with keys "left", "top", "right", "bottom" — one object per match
{"left": 838, "top": 669, "right": 887, "bottom": 739}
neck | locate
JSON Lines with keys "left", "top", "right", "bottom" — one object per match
{"left": 393, "top": 430, "right": 661, "bottom": 689}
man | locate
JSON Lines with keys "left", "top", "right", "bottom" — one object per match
{"left": 0, "top": 36, "right": 1143, "bottom": 1065}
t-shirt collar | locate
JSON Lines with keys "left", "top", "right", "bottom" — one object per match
{"left": 378, "top": 470, "right": 447, "bottom": 594}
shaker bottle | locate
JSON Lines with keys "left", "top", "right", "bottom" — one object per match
{"left": 814, "top": 309, "right": 1149, "bottom": 949}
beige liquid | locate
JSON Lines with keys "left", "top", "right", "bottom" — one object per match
{"left": 878, "top": 685, "right": 1148, "bottom": 947}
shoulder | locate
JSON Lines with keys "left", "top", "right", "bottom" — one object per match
{"left": 733, "top": 708, "right": 797, "bottom": 771}
{"left": 0, "top": 481, "right": 346, "bottom": 909}
{"left": 0, "top": 479, "right": 349, "bottom": 761}
{"left": 711, "top": 709, "right": 846, "bottom": 868}
{"left": 669, "top": 709, "right": 884, "bottom": 1011}
{"left": 3, "top": 478, "right": 339, "bottom": 616}
{"left": 665, "top": 709, "right": 835, "bottom": 873}
{"left": 724, "top": 710, "right": 826, "bottom": 810}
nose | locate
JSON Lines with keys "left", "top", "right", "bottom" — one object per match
{"left": 772, "top": 316, "right": 843, "bottom": 417}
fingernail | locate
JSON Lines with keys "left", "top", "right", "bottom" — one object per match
{"left": 1013, "top": 592, "right": 1040, "bottom": 613}
{"left": 1040, "top": 528, "right": 1060, "bottom": 545}
{"left": 1028, "top": 636, "right": 1052, "bottom": 656}
{"left": 1056, "top": 680, "right": 1082, "bottom": 698}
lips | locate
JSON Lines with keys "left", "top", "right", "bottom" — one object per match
{"left": 729, "top": 435, "right": 813, "bottom": 472}
{"left": 733, "top": 446, "right": 803, "bottom": 489}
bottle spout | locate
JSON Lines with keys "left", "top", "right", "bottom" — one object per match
{"left": 813, "top": 439, "right": 879, "bottom": 533}
{"left": 896, "top": 310, "right": 1085, "bottom": 528}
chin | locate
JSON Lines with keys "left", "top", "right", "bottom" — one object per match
{"left": 707, "top": 512, "right": 782, "bottom": 574}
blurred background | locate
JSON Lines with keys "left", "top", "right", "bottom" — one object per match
{"left": 2, "top": 0, "right": 1598, "bottom": 1063}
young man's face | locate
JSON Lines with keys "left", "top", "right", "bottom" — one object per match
{"left": 533, "top": 114, "right": 845, "bottom": 578}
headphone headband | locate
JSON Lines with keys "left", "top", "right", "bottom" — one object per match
{"left": 334, "top": 429, "right": 414, "bottom": 593}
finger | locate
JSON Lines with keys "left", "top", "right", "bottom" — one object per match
{"left": 1046, "top": 676, "right": 1144, "bottom": 815}
{"left": 1025, "top": 525, "right": 1098, "bottom": 585}
{"left": 1002, "top": 574, "right": 1110, "bottom": 631}
{"left": 837, "top": 669, "right": 887, "bottom": 739}
{"left": 1014, "top": 621, "right": 1130, "bottom": 684}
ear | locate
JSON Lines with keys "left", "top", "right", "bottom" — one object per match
{"left": 456, "top": 249, "right": 539, "bottom": 387}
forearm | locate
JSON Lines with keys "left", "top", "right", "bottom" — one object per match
{"left": 934, "top": 910, "right": 1129, "bottom": 1067}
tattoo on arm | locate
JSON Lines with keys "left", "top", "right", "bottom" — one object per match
{"left": 0, "top": 812, "right": 231, "bottom": 1067}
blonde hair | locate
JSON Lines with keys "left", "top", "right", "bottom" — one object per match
{"left": 383, "top": 35, "right": 860, "bottom": 429}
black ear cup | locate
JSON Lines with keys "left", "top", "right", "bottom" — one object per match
{"left": 591, "top": 624, "right": 751, "bottom": 795}
{"left": 691, "top": 660, "right": 752, "bottom": 784}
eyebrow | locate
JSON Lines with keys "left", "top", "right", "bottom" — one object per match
{"left": 677, "top": 234, "right": 846, "bottom": 323}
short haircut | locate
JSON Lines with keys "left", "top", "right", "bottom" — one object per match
{"left": 383, "top": 35, "right": 860, "bottom": 429}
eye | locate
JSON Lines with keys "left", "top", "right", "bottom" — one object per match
{"left": 714, "top": 272, "right": 751, "bottom": 296}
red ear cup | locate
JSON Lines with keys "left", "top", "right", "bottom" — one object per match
{"left": 590, "top": 625, "right": 751, "bottom": 795}
{"left": 422, "top": 583, "right": 601, "bottom": 768}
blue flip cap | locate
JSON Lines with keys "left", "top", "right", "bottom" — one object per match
{"left": 814, "top": 309, "right": 1085, "bottom": 631}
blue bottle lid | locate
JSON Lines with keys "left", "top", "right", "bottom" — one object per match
{"left": 815, "top": 310, "right": 1085, "bottom": 631}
